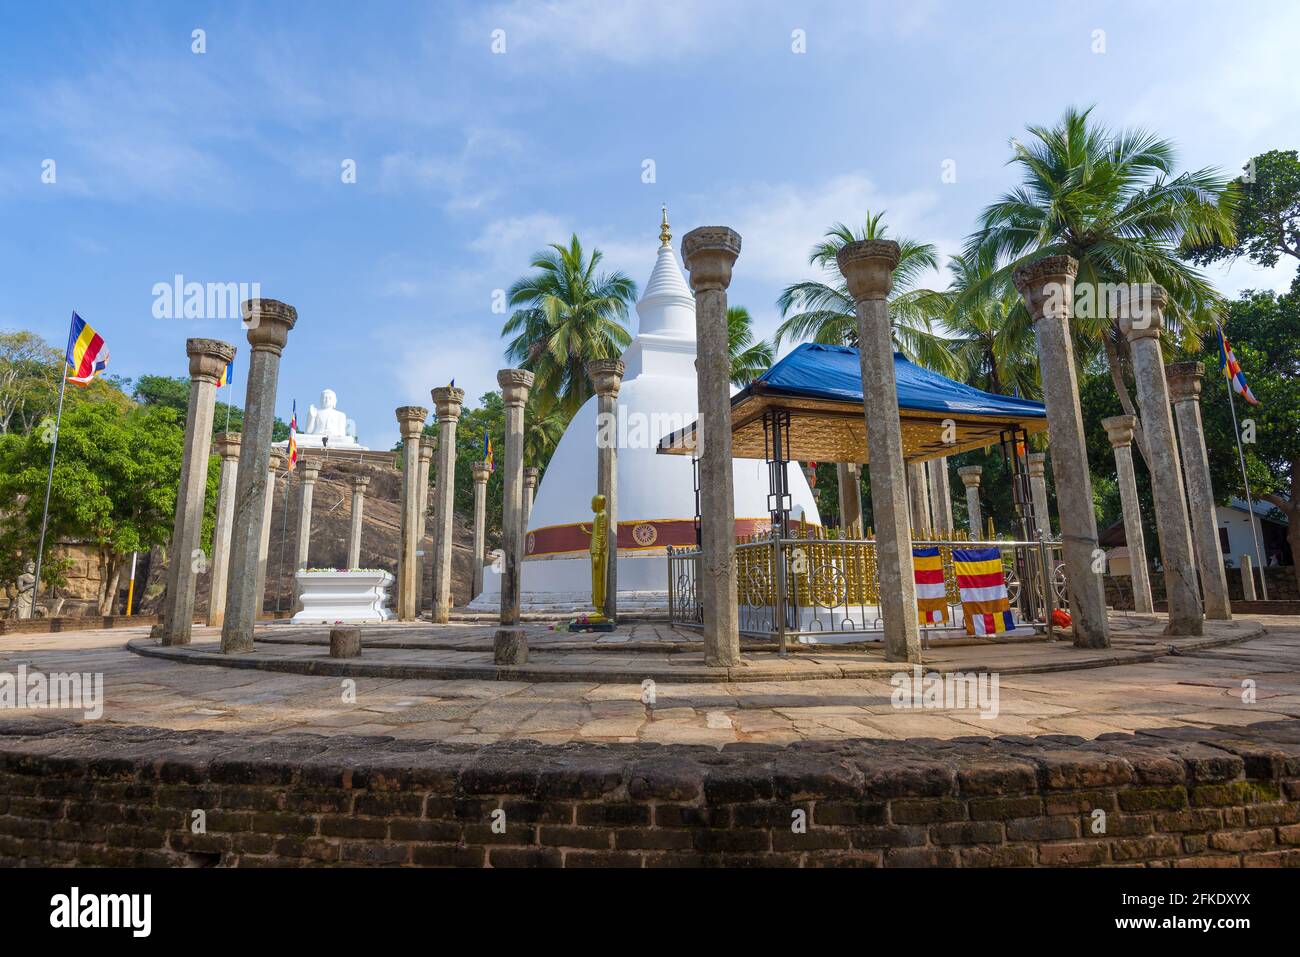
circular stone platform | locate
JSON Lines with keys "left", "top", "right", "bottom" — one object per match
{"left": 127, "top": 614, "right": 1267, "bottom": 684}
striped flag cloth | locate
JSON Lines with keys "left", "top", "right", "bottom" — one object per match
{"left": 64, "top": 312, "right": 109, "bottom": 386}
{"left": 912, "top": 546, "right": 948, "bottom": 624}
{"left": 217, "top": 358, "right": 233, "bottom": 388}
{"left": 953, "top": 547, "right": 1015, "bottom": 637}
{"left": 287, "top": 401, "right": 299, "bottom": 468}
{"left": 484, "top": 432, "right": 494, "bottom": 472}
{"left": 1217, "top": 328, "right": 1259, "bottom": 406}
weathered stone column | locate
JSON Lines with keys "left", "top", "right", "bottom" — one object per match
{"left": 470, "top": 460, "right": 490, "bottom": 599}
{"left": 837, "top": 240, "right": 921, "bottom": 663}
{"left": 160, "top": 338, "right": 236, "bottom": 646}
{"left": 1167, "top": 361, "right": 1232, "bottom": 620}
{"left": 836, "top": 463, "right": 863, "bottom": 537}
{"left": 522, "top": 467, "right": 540, "bottom": 534}
{"left": 294, "top": 459, "right": 321, "bottom": 571}
{"left": 1025, "top": 453, "right": 1052, "bottom": 537}
{"left": 254, "top": 453, "right": 281, "bottom": 620}
{"left": 222, "top": 299, "right": 296, "bottom": 654}
{"left": 207, "top": 431, "right": 241, "bottom": 628}
{"left": 957, "top": 466, "right": 982, "bottom": 537}
{"left": 1240, "top": 554, "right": 1256, "bottom": 602}
{"left": 588, "top": 358, "right": 625, "bottom": 621}
{"left": 429, "top": 386, "right": 464, "bottom": 623}
{"left": 395, "top": 406, "right": 428, "bottom": 621}
{"left": 1013, "top": 258, "right": 1109, "bottom": 648}
{"left": 682, "top": 227, "right": 742, "bottom": 667}
{"left": 1118, "top": 284, "right": 1202, "bottom": 636}
{"left": 1101, "top": 415, "right": 1155, "bottom": 615}
{"left": 494, "top": 369, "right": 534, "bottom": 665}
{"left": 416, "top": 438, "right": 434, "bottom": 612}
{"left": 347, "top": 475, "right": 369, "bottom": 569}
{"left": 906, "top": 461, "right": 931, "bottom": 535}
{"left": 928, "top": 457, "right": 953, "bottom": 535}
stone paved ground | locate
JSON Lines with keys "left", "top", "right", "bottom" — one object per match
{"left": 1, "top": 614, "right": 1296, "bottom": 748}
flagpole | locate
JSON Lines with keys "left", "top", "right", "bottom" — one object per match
{"left": 28, "top": 321, "right": 75, "bottom": 619}
{"left": 1218, "top": 323, "right": 1269, "bottom": 601}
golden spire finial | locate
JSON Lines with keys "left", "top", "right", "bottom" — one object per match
{"left": 659, "top": 204, "right": 671, "bottom": 247}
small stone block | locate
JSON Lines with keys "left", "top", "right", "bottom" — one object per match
{"left": 329, "top": 628, "right": 362, "bottom": 658}
{"left": 494, "top": 627, "right": 528, "bottom": 665}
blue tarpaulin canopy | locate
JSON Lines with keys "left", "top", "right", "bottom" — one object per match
{"left": 658, "top": 343, "right": 1047, "bottom": 464}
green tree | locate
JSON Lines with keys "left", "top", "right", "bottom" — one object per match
{"left": 727, "top": 306, "right": 774, "bottom": 387}
{"left": 964, "top": 106, "right": 1237, "bottom": 462}
{"left": 1186, "top": 149, "right": 1300, "bottom": 283}
{"left": 502, "top": 234, "right": 637, "bottom": 417}
{"left": 134, "top": 373, "right": 289, "bottom": 440}
{"left": 775, "top": 212, "right": 958, "bottom": 376}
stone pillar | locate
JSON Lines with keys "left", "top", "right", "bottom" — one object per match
{"left": 347, "top": 475, "right": 369, "bottom": 569}
{"left": 160, "top": 338, "right": 236, "bottom": 646}
{"left": 1240, "top": 555, "right": 1256, "bottom": 602}
{"left": 429, "top": 386, "right": 465, "bottom": 623}
{"left": 957, "top": 466, "right": 982, "bottom": 537}
{"left": 254, "top": 453, "right": 281, "bottom": 620}
{"left": 588, "top": 358, "right": 625, "bottom": 621}
{"left": 927, "top": 457, "right": 953, "bottom": 536}
{"left": 471, "top": 460, "right": 491, "bottom": 599}
{"left": 494, "top": 369, "right": 534, "bottom": 665}
{"left": 522, "top": 467, "right": 540, "bottom": 534}
{"left": 294, "top": 459, "right": 321, "bottom": 571}
{"left": 1118, "top": 284, "right": 1202, "bottom": 636}
{"left": 682, "top": 227, "right": 743, "bottom": 667}
{"left": 906, "top": 461, "right": 930, "bottom": 535}
{"left": 1167, "top": 361, "right": 1232, "bottom": 620}
{"left": 1012, "top": 258, "right": 1109, "bottom": 648}
{"left": 1025, "top": 453, "right": 1052, "bottom": 537}
{"left": 837, "top": 240, "right": 921, "bottom": 663}
{"left": 836, "top": 463, "right": 863, "bottom": 537}
{"left": 1101, "top": 415, "right": 1155, "bottom": 615}
{"left": 222, "top": 298, "right": 296, "bottom": 654}
{"left": 395, "top": 406, "right": 428, "bottom": 621}
{"left": 207, "top": 431, "right": 241, "bottom": 628}
{"left": 416, "top": 438, "right": 434, "bottom": 612}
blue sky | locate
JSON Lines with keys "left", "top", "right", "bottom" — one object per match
{"left": 2, "top": 0, "right": 1297, "bottom": 448}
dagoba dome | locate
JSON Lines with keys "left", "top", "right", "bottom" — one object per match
{"left": 471, "top": 210, "right": 821, "bottom": 611}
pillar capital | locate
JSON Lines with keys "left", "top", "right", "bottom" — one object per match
{"left": 186, "top": 338, "right": 237, "bottom": 383}
{"left": 836, "top": 240, "right": 900, "bottom": 302}
{"left": 418, "top": 438, "right": 435, "bottom": 465}
{"left": 1025, "top": 451, "right": 1047, "bottom": 479}
{"left": 497, "top": 368, "right": 535, "bottom": 406}
{"left": 213, "top": 431, "right": 241, "bottom": 461}
{"left": 472, "top": 461, "right": 492, "bottom": 484}
{"left": 586, "top": 358, "right": 626, "bottom": 398}
{"left": 957, "top": 465, "right": 982, "bottom": 488}
{"left": 240, "top": 299, "right": 298, "bottom": 356}
{"left": 267, "top": 452, "right": 284, "bottom": 472}
{"left": 395, "top": 405, "right": 428, "bottom": 439}
{"left": 351, "top": 474, "right": 371, "bottom": 492}
{"left": 299, "top": 459, "right": 321, "bottom": 483}
{"left": 1117, "top": 283, "right": 1169, "bottom": 342}
{"left": 523, "top": 466, "right": 540, "bottom": 490}
{"left": 1100, "top": 414, "right": 1138, "bottom": 448}
{"left": 1012, "top": 256, "right": 1078, "bottom": 323}
{"left": 681, "top": 227, "right": 742, "bottom": 292}
{"left": 430, "top": 385, "right": 465, "bottom": 421}
{"left": 1165, "top": 361, "right": 1205, "bottom": 403}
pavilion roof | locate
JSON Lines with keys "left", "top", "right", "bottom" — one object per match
{"left": 657, "top": 343, "right": 1048, "bottom": 464}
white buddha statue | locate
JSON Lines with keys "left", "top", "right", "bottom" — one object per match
{"left": 291, "top": 389, "right": 365, "bottom": 449}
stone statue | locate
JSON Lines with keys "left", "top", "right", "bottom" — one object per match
{"left": 306, "top": 389, "right": 349, "bottom": 438}
{"left": 580, "top": 494, "right": 609, "bottom": 621}
{"left": 13, "top": 561, "right": 35, "bottom": 620}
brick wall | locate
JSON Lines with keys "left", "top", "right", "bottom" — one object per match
{"left": 1106, "top": 567, "right": 1300, "bottom": 609}
{"left": 1, "top": 718, "right": 1297, "bottom": 867}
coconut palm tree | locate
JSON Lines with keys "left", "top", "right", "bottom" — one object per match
{"left": 727, "top": 307, "right": 775, "bottom": 387}
{"left": 503, "top": 234, "right": 637, "bottom": 417}
{"left": 774, "top": 212, "right": 959, "bottom": 377}
{"left": 523, "top": 403, "right": 568, "bottom": 472}
{"left": 962, "top": 106, "right": 1237, "bottom": 456}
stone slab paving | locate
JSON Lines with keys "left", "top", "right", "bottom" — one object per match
{"left": 0, "top": 614, "right": 1294, "bottom": 747}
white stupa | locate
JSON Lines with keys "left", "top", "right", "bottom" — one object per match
{"left": 471, "top": 210, "right": 820, "bottom": 611}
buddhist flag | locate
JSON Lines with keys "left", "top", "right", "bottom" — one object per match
{"left": 287, "top": 401, "right": 299, "bottom": 468}
{"left": 1217, "top": 328, "right": 1259, "bottom": 406}
{"left": 953, "top": 546, "right": 1015, "bottom": 637}
{"left": 913, "top": 546, "right": 948, "bottom": 624}
{"left": 484, "top": 432, "right": 494, "bottom": 472}
{"left": 64, "top": 312, "right": 109, "bottom": 386}
{"left": 217, "top": 358, "right": 233, "bottom": 388}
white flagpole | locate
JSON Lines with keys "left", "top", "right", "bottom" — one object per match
{"left": 1218, "top": 324, "right": 1269, "bottom": 601}
{"left": 29, "top": 317, "right": 75, "bottom": 618}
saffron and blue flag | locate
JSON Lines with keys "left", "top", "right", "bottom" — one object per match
{"left": 483, "top": 432, "right": 494, "bottom": 472}
{"left": 64, "top": 312, "right": 109, "bottom": 386}
{"left": 1217, "top": 328, "right": 1259, "bottom": 406}
{"left": 287, "top": 401, "right": 299, "bottom": 468}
